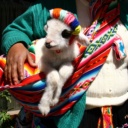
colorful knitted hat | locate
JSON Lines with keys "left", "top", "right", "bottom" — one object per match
{"left": 50, "top": 8, "right": 81, "bottom": 36}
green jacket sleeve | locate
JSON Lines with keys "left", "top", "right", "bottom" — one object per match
{"left": 1, "top": 3, "right": 50, "bottom": 54}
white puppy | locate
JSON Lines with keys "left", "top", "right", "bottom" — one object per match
{"left": 35, "top": 18, "right": 89, "bottom": 115}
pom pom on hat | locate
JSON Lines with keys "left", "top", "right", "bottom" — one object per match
{"left": 50, "top": 8, "right": 82, "bottom": 36}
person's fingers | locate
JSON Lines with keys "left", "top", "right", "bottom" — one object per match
{"left": 17, "top": 57, "right": 24, "bottom": 81}
{"left": 4, "top": 43, "right": 38, "bottom": 85}
{"left": 4, "top": 43, "right": 30, "bottom": 85}
{"left": 6, "top": 63, "right": 12, "bottom": 85}
{"left": 11, "top": 63, "right": 19, "bottom": 85}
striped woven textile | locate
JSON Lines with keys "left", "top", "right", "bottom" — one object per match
{"left": 0, "top": 0, "right": 125, "bottom": 118}
{"left": 97, "top": 107, "right": 114, "bottom": 128}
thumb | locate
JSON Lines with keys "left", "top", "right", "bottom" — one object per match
{"left": 27, "top": 54, "right": 37, "bottom": 67}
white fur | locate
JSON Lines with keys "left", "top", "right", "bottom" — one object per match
{"left": 35, "top": 19, "right": 89, "bottom": 115}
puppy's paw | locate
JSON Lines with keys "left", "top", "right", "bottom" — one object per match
{"left": 50, "top": 98, "right": 59, "bottom": 106}
{"left": 38, "top": 103, "right": 50, "bottom": 116}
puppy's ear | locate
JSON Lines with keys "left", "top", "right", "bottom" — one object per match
{"left": 61, "top": 29, "right": 72, "bottom": 39}
{"left": 44, "top": 24, "right": 48, "bottom": 32}
{"left": 77, "top": 32, "right": 90, "bottom": 46}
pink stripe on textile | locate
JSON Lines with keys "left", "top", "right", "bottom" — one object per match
{"left": 95, "top": 18, "right": 119, "bottom": 39}
{"left": 64, "top": 12, "right": 75, "bottom": 25}
{"left": 76, "top": 38, "right": 115, "bottom": 70}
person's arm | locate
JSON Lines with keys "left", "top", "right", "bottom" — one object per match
{"left": 1, "top": 3, "right": 49, "bottom": 85}
{"left": 2, "top": 6, "right": 37, "bottom": 85}
{"left": 1, "top": 6, "right": 34, "bottom": 54}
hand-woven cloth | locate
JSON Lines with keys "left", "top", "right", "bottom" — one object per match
{"left": 0, "top": 0, "right": 126, "bottom": 128}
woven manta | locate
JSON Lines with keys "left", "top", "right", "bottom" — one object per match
{"left": 35, "top": 8, "right": 89, "bottom": 115}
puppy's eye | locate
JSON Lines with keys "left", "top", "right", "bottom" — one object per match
{"left": 44, "top": 24, "right": 48, "bottom": 32}
{"left": 61, "top": 29, "right": 72, "bottom": 39}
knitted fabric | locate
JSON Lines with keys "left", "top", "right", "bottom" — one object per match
{"left": 50, "top": 8, "right": 81, "bottom": 35}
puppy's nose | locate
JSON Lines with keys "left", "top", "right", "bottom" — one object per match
{"left": 45, "top": 42, "right": 52, "bottom": 49}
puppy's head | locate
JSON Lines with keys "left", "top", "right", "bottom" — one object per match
{"left": 44, "top": 8, "right": 89, "bottom": 50}
{"left": 44, "top": 19, "right": 72, "bottom": 50}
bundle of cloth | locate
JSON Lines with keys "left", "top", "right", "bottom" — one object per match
{"left": 0, "top": 0, "right": 128, "bottom": 128}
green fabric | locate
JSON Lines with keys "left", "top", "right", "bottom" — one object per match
{"left": 1, "top": 0, "right": 76, "bottom": 54}
{"left": 53, "top": 92, "right": 86, "bottom": 128}
{"left": 119, "top": 0, "right": 128, "bottom": 30}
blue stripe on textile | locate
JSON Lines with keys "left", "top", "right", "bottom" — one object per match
{"left": 50, "top": 90, "right": 85, "bottom": 113}
{"left": 80, "top": 65, "right": 103, "bottom": 81}
{"left": 10, "top": 65, "right": 103, "bottom": 116}
{"left": 12, "top": 80, "right": 46, "bottom": 91}
{"left": 62, "top": 65, "right": 103, "bottom": 95}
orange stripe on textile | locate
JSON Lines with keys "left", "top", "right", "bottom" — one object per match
{"left": 24, "top": 63, "right": 40, "bottom": 75}
{"left": 0, "top": 57, "right": 6, "bottom": 69}
{"left": 64, "top": 48, "right": 111, "bottom": 89}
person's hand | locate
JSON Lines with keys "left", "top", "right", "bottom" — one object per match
{"left": 4, "top": 43, "right": 37, "bottom": 85}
